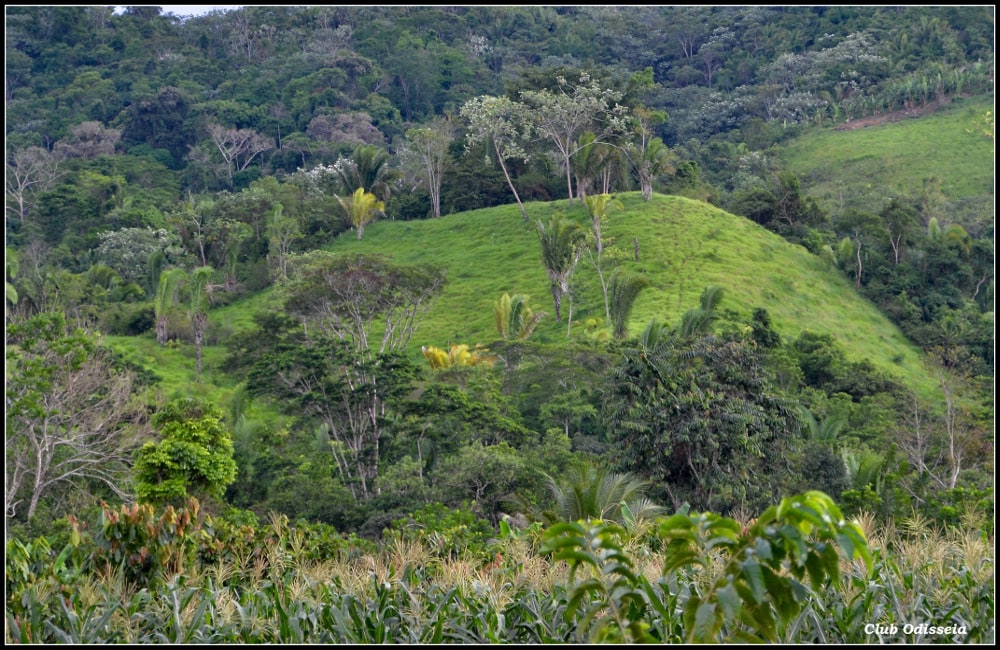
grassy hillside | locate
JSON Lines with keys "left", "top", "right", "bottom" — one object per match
{"left": 110, "top": 192, "right": 942, "bottom": 402}
{"left": 780, "top": 94, "right": 994, "bottom": 217}
{"left": 314, "top": 192, "right": 937, "bottom": 397}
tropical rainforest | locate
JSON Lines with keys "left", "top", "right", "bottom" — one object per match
{"left": 5, "top": 5, "right": 994, "bottom": 643}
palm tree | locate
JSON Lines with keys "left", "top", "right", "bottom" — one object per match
{"left": 537, "top": 214, "right": 587, "bottom": 328}
{"left": 633, "top": 136, "right": 676, "bottom": 201}
{"left": 639, "top": 318, "right": 669, "bottom": 352}
{"left": 493, "top": 292, "right": 546, "bottom": 341}
{"left": 337, "top": 187, "right": 385, "bottom": 240}
{"left": 797, "top": 406, "right": 848, "bottom": 445}
{"left": 5, "top": 247, "right": 19, "bottom": 320}
{"left": 154, "top": 267, "right": 187, "bottom": 345}
{"left": 572, "top": 131, "right": 612, "bottom": 200}
{"left": 679, "top": 285, "right": 725, "bottom": 338}
{"left": 531, "top": 465, "right": 665, "bottom": 527}
{"left": 608, "top": 269, "right": 650, "bottom": 339}
{"left": 188, "top": 266, "right": 213, "bottom": 376}
{"left": 336, "top": 144, "right": 398, "bottom": 203}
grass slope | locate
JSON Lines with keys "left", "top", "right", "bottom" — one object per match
{"left": 317, "top": 192, "right": 937, "bottom": 398}
{"left": 112, "top": 192, "right": 941, "bottom": 403}
{"left": 780, "top": 94, "right": 994, "bottom": 216}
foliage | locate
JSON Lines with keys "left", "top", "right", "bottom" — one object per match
{"left": 607, "top": 268, "right": 650, "bottom": 339}
{"left": 4, "top": 489, "right": 992, "bottom": 644}
{"left": 244, "top": 327, "right": 418, "bottom": 500}
{"left": 281, "top": 251, "right": 447, "bottom": 358}
{"left": 422, "top": 342, "right": 497, "bottom": 370}
{"left": 528, "top": 464, "right": 665, "bottom": 528}
{"left": 133, "top": 397, "right": 238, "bottom": 507}
{"left": 386, "top": 502, "right": 496, "bottom": 560}
{"left": 604, "top": 327, "right": 799, "bottom": 513}
{"left": 657, "top": 491, "right": 872, "bottom": 642}
{"left": 536, "top": 213, "right": 587, "bottom": 324}
{"left": 492, "top": 292, "right": 546, "bottom": 341}
{"left": 459, "top": 94, "right": 534, "bottom": 220}
{"left": 336, "top": 186, "right": 384, "bottom": 241}
{"left": 89, "top": 498, "right": 211, "bottom": 588}
{"left": 6, "top": 312, "right": 147, "bottom": 522}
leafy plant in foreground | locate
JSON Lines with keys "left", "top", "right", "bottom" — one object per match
{"left": 542, "top": 490, "right": 872, "bottom": 643}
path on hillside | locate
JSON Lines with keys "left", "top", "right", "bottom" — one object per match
{"left": 834, "top": 99, "right": 951, "bottom": 131}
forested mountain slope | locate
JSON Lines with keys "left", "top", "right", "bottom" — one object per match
{"left": 6, "top": 5, "right": 992, "bottom": 563}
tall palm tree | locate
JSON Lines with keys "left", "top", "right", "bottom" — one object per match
{"left": 5, "top": 247, "right": 19, "bottom": 320}
{"left": 154, "top": 267, "right": 187, "bottom": 345}
{"left": 188, "top": 266, "right": 213, "bottom": 377}
{"left": 583, "top": 192, "right": 623, "bottom": 322}
{"left": 537, "top": 214, "right": 587, "bottom": 327}
{"left": 337, "top": 187, "right": 385, "bottom": 240}
{"left": 608, "top": 269, "right": 650, "bottom": 339}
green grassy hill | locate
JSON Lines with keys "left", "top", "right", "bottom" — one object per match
{"left": 111, "top": 192, "right": 942, "bottom": 403}
{"left": 308, "top": 193, "right": 935, "bottom": 395}
{"left": 780, "top": 94, "right": 994, "bottom": 217}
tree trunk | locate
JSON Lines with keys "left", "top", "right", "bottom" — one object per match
{"left": 855, "top": 241, "right": 863, "bottom": 288}
{"left": 156, "top": 316, "right": 168, "bottom": 345}
{"left": 495, "top": 141, "right": 528, "bottom": 221}
{"left": 194, "top": 329, "right": 203, "bottom": 376}
{"left": 551, "top": 284, "right": 563, "bottom": 322}
{"left": 564, "top": 153, "right": 575, "bottom": 205}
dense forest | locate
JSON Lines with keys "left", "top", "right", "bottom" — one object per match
{"left": 5, "top": 5, "right": 995, "bottom": 643}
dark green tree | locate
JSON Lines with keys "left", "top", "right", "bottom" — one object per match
{"left": 603, "top": 329, "right": 798, "bottom": 513}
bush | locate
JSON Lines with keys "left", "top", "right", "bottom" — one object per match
{"left": 101, "top": 302, "right": 156, "bottom": 336}
{"left": 386, "top": 502, "right": 496, "bottom": 560}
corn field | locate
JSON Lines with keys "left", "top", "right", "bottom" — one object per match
{"left": 5, "top": 495, "right": 993, "bottom": 644}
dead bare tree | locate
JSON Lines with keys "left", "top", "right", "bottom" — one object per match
{"left": 206, "top": 122, "right": 273, "bottom": 185}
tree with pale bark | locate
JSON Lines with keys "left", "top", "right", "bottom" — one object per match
{"left": 537, "top": 214, "right": 587, "bottom": 330}
{"left": 6, "top": 312, "right": 148, "bottom": 521}
{"left": 520, "top": 74, "right": 630, "bottom": 205}
{"left": 400, "top": 117, "right": 455, "bottom": 218}
{"left": 6, "top": 146, "right": 61, "bottom": 223}
{"left": 460, "top": 95, "right": 533, "bottom": 221}
{"left": 206, "top": 122, "right": 273, "bottom": 186}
